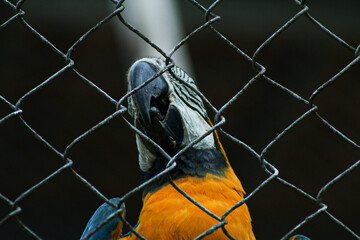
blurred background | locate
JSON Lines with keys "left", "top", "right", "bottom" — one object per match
{"left": 0, "top": 0, "right": 359, "bottom": 239}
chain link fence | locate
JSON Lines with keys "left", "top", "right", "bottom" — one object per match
{"left": 1, "top": 0, "right": 359, "bottom": 239}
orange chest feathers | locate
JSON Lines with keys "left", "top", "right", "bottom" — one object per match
{"left": 125, "top": 172, "right": 255, "bottom": 240}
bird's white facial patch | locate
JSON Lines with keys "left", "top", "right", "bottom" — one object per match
{"left": 136, "top": 134, "right": 157, "bottom": 172}
{"left": 168, "top": 92, "right": 215, "bottom": 150}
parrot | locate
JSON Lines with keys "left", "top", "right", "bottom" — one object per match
{"left": 81, "top": 57, "right": 310, "bottom": 240}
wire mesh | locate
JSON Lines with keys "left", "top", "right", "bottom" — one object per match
{"left": 1, "top": 0, "right": 359, "bottom": 239}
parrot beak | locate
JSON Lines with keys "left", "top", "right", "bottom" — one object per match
{"left": 129, "top": 61, "right": 184, "bottom": 154}
{"left": 130, "top": 61, "right": 169, "bottom": 127}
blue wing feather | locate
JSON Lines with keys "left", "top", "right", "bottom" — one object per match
{"left": 290, "top": 235, "right": 311, "bottom": 240}
{"left": 81, "top": 198, "right": 124, "bottom": 240}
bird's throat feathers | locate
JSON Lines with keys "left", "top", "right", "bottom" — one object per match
{"left": 142, "top": 137, "right": 230, "bottom": 195}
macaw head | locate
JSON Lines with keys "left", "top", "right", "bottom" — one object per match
{"left": 127, "top": 57, "right": 228, "bottom": 190}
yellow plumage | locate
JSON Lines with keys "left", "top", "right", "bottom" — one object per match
{"left": 121, "top": 130, "right": 255, "bottom": 240}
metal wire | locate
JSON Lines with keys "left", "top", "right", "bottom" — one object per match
{"left": 1, "top": 0, "right": 359, "bottom": 239}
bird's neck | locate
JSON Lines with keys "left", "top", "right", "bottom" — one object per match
{"left": 141, "top": 146, "right": 229, "bottom": 196}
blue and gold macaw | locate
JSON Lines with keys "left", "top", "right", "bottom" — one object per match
{"left": 81, "top": 57, "right": 310, "bottom": 240}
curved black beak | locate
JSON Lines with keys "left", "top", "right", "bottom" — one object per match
{"left": 129, "top": 61, "right": 184, "bottom": 154}
{"left": 130, "top": 61, "right": 169, "bottom": 127}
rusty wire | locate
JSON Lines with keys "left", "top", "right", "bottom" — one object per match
{"left": 1, "top": 0, "right": 359, "bottom": 239}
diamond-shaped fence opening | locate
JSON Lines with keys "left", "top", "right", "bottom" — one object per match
{"left": 1, "top": 0, "right": 359, "bottom": 239}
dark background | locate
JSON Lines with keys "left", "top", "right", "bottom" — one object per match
{"left": 0, "top": 0, "right": 359, "bottom": 239}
